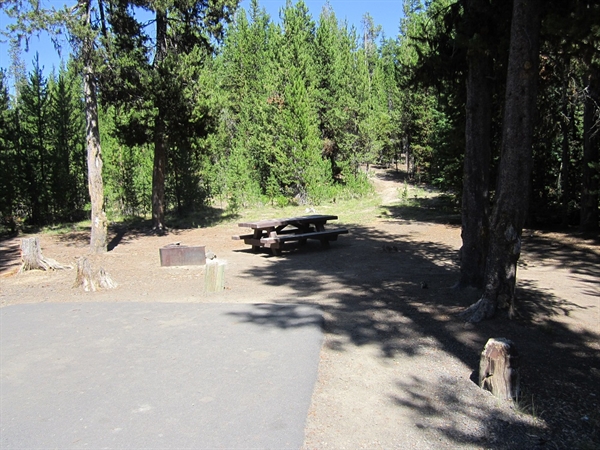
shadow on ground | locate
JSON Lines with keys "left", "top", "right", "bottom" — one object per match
{"left": 522, "top": 231, "right": 600, "bottom": 300}
{"left": 380, "top": 197, "right": 461, "bottom": 225}
{"left": 49, "top": 206, "right": 238, "bottom": 252}
{"left": 232, "top": 223, "right": 600, "bottom": 449}
{"left": 0, "top": 239, "right": 21, "bottom": 274}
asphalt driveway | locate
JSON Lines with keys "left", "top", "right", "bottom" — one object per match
{"left": 0, "top": 302, "right": 323, "bottom": 449}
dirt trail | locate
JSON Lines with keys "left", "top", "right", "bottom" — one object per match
{"left": 1, "top": 168, "right": 598, "bottom": 449}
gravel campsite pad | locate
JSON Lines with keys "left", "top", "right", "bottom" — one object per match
{"left": 1, "top": 168, "right": 598, "bottom": 449}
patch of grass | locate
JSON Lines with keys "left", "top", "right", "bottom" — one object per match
{"left": 223, "top": 190, "right": 381, "bottom": 227}
{"left": 513, "top": 392, "right": 542, "bottom": 421}
{"left": 40, "top": 221, "right": 91, "bottom": 235}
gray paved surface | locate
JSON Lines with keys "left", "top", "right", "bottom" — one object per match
{"left": 0, "top": 302, "right": 323, "bottom": 449}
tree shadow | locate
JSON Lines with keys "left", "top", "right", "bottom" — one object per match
{"left": 165, "top": 206, "right": 239, "bottom": 230}
{"left": 391, "top": 375, "right": 546, "bottom": 449}
{"left": 51, "top": 206, "right": 238, "bottom": 252}
{"left": 0, "top": 237, "right": 21, "bottom": 275}
{"left": 380, "top": 198, "right": 461, "bottom": 225}
{"left": 226, "top": 303, "right": 324, "bottom": 329}
{"left": 517, "top": 279, "right": 592, "bottom": 321}
{"left": 231, "top": 223, "right": 599, "bottom": 448}
{"left": 373, "top": 166, "right": 410, "bottom": 182}
{"left": 521, "top": 231, "right": 600, "bottom": 297}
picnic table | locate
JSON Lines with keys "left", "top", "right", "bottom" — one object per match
{"left": 232, "top": 214, "right": 348, "bottom": 255}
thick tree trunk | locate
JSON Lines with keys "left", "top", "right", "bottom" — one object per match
{"left": 83, "top": 0, "right": 108, "bottom": 253}
{"left": 151, "top": 10, "right": 168, "bottom": 233}
{"left": 462, "top": 0, "right": 540, "bottom": 322}
{"left": 581, "top": 71, "right": 599, "bottom": 232}
{"left": 459, "top": 1, "right": 493, "bottom": 289}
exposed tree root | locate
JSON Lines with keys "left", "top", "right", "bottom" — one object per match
{"left": 459, "top": 296, "right": 497, "bottom": 323}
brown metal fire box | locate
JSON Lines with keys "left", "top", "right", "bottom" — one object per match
{"left": 159, "top": 244, "right": 206, "bottom": 267}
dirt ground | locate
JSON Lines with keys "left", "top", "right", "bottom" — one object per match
{"left": 1, "top": 169, "right": 599, "bottom": 449}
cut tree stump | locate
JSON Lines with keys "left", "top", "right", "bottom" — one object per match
{"left": 19, "top": 237, "right": 70, "bottom": 273}
{"left": 479, "top": 337, "right": 520, "bottom": 401}
{"left": 73, "top": 257, "right": 117, "bottom": 292}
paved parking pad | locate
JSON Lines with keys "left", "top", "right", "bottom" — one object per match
{"left": 1, "top": 302, "right": 323, "bottom": 449}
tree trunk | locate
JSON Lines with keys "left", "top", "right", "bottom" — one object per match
{"left": 581, "top": 70, "right": 599, "bottom": 232}
{"left": 461, "top": 0, "right": 541, "bottom": 322}
{"left": 151, "top": 9, "right": 168, "bottom": 233}
{"left": 459, "top": 0, "right": 493, "bottom": 289}
{"left": 479, "top": 337, "right": 520, "bottom": 401}
{"left": 560, "top": 60, "right": 572, "bottom": 227}
{"left": 152, "top": 113, "right": 168, "bottom": 232}
{"left": 83, "top": 0, "right": 108, "bottom": 253}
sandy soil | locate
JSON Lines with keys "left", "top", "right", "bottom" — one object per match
{"left": 1, "top": 169, "right": 599, "bottom": 449}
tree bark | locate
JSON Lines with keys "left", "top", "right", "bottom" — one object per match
{"left": 581, "top": 70, "right": 599, "bottom": 232}
{"left": 459, "top": 0, "right": 493, "bottom": 289}
{"left": 151, "top": 9, "right": 168, "bottom": 233}
{"left": 461, "top": 0, "right": 540, "bottom": 322}
{"left": 83, "top": 0, "right": 108, "bottom": 253}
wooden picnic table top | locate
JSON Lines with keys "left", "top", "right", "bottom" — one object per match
{"left": 238, "top": 214, "right": 339, "bottom": 229}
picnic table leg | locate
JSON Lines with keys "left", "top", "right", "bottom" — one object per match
{"left": 315, "top": 222, "right": 329, "bottom": 247}
{"left": 252, "top": 229, "right": 262, "bottom": 252}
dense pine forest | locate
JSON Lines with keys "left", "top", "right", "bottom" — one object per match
{"left": 1, "top": 0, "right": 598, "bottom": 237}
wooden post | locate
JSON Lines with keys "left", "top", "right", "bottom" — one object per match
{"left": 479, "top": 337, "right": 520, "bottom": 400}
{"left": 204, "top": 260, "right": 226, "bottom": 293}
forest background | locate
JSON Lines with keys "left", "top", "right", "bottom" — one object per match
{"left": 0, "top": 0, "right": 598, "bottom": 237}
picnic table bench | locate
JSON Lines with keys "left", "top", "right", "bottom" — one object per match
{"left": 232, "top": 214, "right": 348, "bottom": 255}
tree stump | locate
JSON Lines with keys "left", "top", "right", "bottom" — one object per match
{"left": 479, "top": 338, "right": 520, "bottom": 400}
{"left": 73, "top": 257, "right": 117, "bottom": 292}
{"left": 19, "top": 237, "right": 70, "bottom": 273}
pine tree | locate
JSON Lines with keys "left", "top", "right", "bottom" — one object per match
{"left": 18, "top": 54, "right": 51, "bottom": 225}
{"left": 48, "top": 64, "right": 87, "bottom": 221}
{"left": 273, "top": 0, "right": 329, "bottom": 202}
{"left": 0, "top": 70, "right": 17, "bottom": 231}
{"left": 101, "top": 0, "right": 240, "bottom": 231}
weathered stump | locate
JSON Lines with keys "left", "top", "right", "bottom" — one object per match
{"left": 479, "top": 337, "right": 520, "bottom": 400}
{"left": 73, "top": 257, "right": 117, "bottom": 292}
{"left": 19, "top": 237, "right": 69, "bottom": 273}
